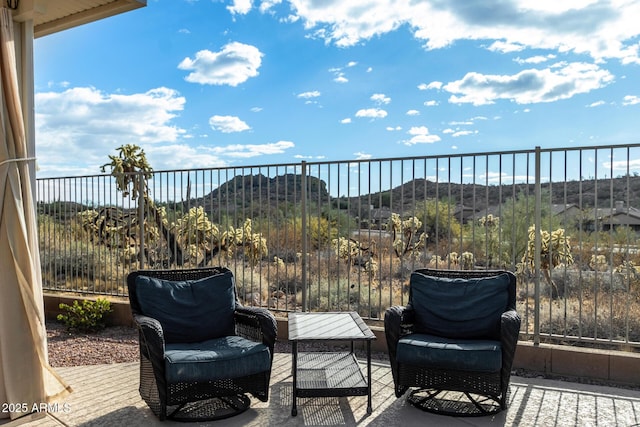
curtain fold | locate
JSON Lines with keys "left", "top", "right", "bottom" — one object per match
{"left": 0, "top": 7, "right": 71, "bottom": 420}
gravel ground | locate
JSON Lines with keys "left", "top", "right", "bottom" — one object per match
{"left": 46, "top": 322, "right": 140, "bottom": 367}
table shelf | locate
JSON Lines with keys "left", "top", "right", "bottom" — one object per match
{"left": 296, "top": 352, "right": 368, "bottom": 397}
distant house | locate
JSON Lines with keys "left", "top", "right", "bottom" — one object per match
{"left": 470, "top": 203, "right": 582, "bottom": 226}
{"left": 369, "top": 207, "right": 392, "bottom": 228}
{"left": 452, "top": 204, "right": 477, "bottom": 224}
{"left": 588, "top": 201, "right": 640, "bottom": 232}
{"left": 551, "top": 203, "right": 582, "bottom": 218}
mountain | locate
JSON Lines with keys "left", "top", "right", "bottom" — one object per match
{"left": 193, "top": 173, "right": 640, "bottom": 219}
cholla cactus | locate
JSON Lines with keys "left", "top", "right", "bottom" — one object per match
{"left": 364, "top": 258, "right": 378, "bottom": 277}
{"left": 386, "top": 213, "right": 427, "bottom": 258}
{"left": 589, "top": 254, "right": 609, "bottom": 272}
{"left": 331, "top": 237, "right": 377, "bottom": 275}
{"left": 238, "top": 219, "right": 268, "bottom": 264}
{"left": 613, "top": 261, "right": 640, "bottom": 284}
{"left": 429, "top": 255, "right": 443, "bottom": 267}
{"left": 445, "top": 252, "right": 459, "bottom": 267}
{"left": 522, "top": 226, "right": 573, "bottom": 271}
{"left": 521, "top": 226, "right": 573, "bottom": 298}
{"left": 460, "top": 251, "right": 475, "bottom": 269}
{"left": 478, "top": 214, "right": 500, "bottom": 227}
{"left": 478, "top": 214, "right": 501, "bottom": 267}
{"left": 331, "top": 237, "right": 360, "bottom": 260}
{"left": 273, "top": 256, "right": 285, "bottom": 269}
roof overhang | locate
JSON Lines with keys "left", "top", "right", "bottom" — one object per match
{"left": 11, "top": 0, "right": 146, "bottom": 38}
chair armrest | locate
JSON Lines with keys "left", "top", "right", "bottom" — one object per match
{"left": 234, "top": 306, "right": 277, "bottom": 352}
{"left": 384, "top": 305, "right": 413, "bottom": 397}
{"left": 500, "top": 309, "right": 521, "bottom": 379}
{"left": 384, "top": 306, "right": 414, "bottom": 359}
{"left": 500, "top": 309, "right": 521, "bottom": 348}
{"left": 133, "top": 313, "right": 166, "bottom": 376}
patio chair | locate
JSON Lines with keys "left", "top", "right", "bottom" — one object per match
{"left": 384, "top": 268, "right": 520, "bottom": 416}
{"left": 126, "top": 267, "right": 277, "bottom": 421}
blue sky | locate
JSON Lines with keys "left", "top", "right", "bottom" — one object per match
{"left": 33, "top": 0, "right": 640, "bottom": 178}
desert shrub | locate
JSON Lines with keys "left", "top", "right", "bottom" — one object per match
{"left": 57, "top": 298, "right": 112, "bottom": 332}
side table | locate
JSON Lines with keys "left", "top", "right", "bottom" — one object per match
{"left": 288, "top": 311, "right": 376, "bottom": 416}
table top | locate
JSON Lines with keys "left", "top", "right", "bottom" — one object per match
{"left": 288, "top": 312, "right": 376, "bottom": 341}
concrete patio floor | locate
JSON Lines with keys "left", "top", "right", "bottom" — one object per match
{"left": 5, "top": 352, "right": 640, "bottom": 427}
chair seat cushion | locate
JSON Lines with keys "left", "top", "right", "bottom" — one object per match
{"left": 397, "top": 333, "right": 502, "bottom": 373}
{"left": 164, "top": 336, "right": 271, "bottom": 383}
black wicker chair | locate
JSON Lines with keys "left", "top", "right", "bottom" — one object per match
{"left": 127, "top": 267, "right": 277, "bottom": 421}
{"left": 384, "top": 268, "right": 520, "bottom": 416}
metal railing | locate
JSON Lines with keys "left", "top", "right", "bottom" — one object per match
{"left": 36, "top": 144, "right": 640, "bottom": 349}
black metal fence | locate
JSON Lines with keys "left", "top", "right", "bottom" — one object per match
{"left": 37, "top": 144, "right": 640, "bottom": 349}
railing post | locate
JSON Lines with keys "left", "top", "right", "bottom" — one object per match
{"left": 534, "top": 146, "right": 541, "bottom": 346}
{"left": 301, "top": 161, "right": 308, "bottom": 312}
{"left": 138, "top": 173, "right": 146, "bottom": 269}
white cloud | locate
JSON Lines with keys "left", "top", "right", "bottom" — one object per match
{"left": 207, "top": 140, "right": 295, "bottom": 158}
{"left": 404, "top": 126, "right": 441, "bottom": 145}
{"left": 286, "top": 1, "right": 640, "bottom": 63}
{"left": 451, "top": 130, "right": 478, "bottom": 137}
{"left": 403, "top": 126, "right": 440, "bottom": 145}
{"left": 406, "top": 110, "right": 419, "bottom": 116}
{"left": 209, "top": 115, "right": 251, "bottom": 133}
{"left": 228, "top": 0, "right": 253, "bottom": 15}
{"left": 145, "top": 144, "right": 227, "bottom": 170}
{"left": 408, "top": 126, "right": 429, "bottom": 135}
{"left": 405, "top": 134, "right": 441, "bottom": 145}
{"left": 259, "top": 0, "right": 282, "bottom": 13}
{"left": 622, "top": 95, "right": 640, "bottom": 106}
{"left": 297, "top": 90, "right": 321, "bottom": 98}
{"left": 341, "top": 118, "right": 352, "bottom": 124}
{"left": 355, "top": 108, "right": 387, "bottom": 119}
{"left": 371, "top": 93, "right": 391, "bottom": 104}
{"left": 419, "top": 81, "right": 443, "bottom": 90}
{"left": 515, "top": 54, "right": 557, "bottom": 64}
{"left": 354, "top": 152, "right": 372, "bottom": 160}
{"left": 178, "top": 42, "right": 263, "bottom": 86}
{"left": 35, "top": 86, "right": 186, "bottom": 175}
{"left": 423, "top": 100, "right": 438, "bottom": 107}
{"left": 444, "top": 62, "right": 614, "bottom": 105}
{"left": 386, "top": 126, "right": 402, "bottom": 131}
{"left": 587, "top": 100, "right": 605, "bottom": 108}
{"left": 487, "top": 41, "right": 525, "bottom": 53}
{"left": 334, "top": 74, "right": 348, "bottom": 83}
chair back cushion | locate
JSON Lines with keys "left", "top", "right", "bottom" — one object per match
{"left": 135, "top": 270, "right": 236, "bottom": 343}
{"left": 409, "top": 271, "right": 510, "bottom": 339}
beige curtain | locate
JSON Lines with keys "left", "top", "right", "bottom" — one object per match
{"left": 0, "top": 7, "right": 70, "bottom": 420}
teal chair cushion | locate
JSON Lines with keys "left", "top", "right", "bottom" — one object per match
{"left": 164, "top": 336, "right": 271, "bottom": 383}
{"left": 135, "top": 270, "right": 236, "bottom": 343}
{"left": 410, "top": 272, "right": 510, "bottom": 339}
{"left": 397, "top": 333, "right": 502, "bottom": 373}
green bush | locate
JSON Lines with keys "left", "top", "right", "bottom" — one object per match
{"left": 57, "top": 298, "right": 112, "bottom": 332}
